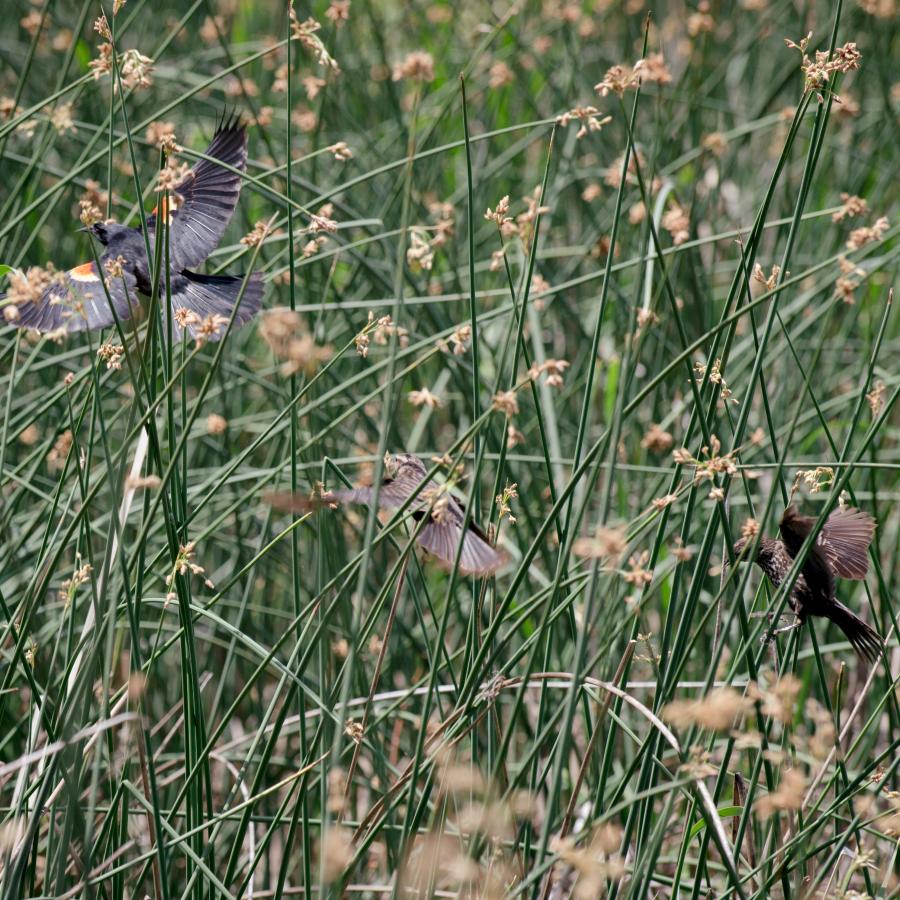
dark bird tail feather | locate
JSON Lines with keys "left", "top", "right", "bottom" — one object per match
{"left": 827, "top": 600, "right": 884, "bottom": 664}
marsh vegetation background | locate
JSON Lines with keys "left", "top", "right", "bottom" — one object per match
{"left": 0, "top": 0, "right": 898, "bottom": 897}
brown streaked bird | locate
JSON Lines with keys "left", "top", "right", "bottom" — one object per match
{"left": 733, "top": 504, "right": 882, "bottom": 663}
{"left": 268, "top": 453, "right": 508, "bottom": 577}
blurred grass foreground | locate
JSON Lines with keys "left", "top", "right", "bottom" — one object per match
{"left": 0, "top": 0, "right": 898, "bottom": 897}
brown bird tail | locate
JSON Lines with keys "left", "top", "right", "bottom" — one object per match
{"left": 827, "top": 600, "right": 883, "bottom": 664}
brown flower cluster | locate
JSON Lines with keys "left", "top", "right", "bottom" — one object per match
{"left": 485, "top": 195, "right": 512, "bottom": 229}
{"left": 392, "top": 50, "right": 435, "bottom": 83}
{"left": 551, "top": 825, "right": 625, "bottom": 899}
{"left": 792, "top": 466, "right": 834, "bottom": 494}
{"left": 832, "top": 192, "right": 867, "bottom": 223}
{"left": 496, "top": 483, "right": 517, "bottom": 525}
{"left": 195, "top": 314, "right": 231, "bottom": 345}
{"left": 78, "top": 180, "right": 109, "bottom": 226}
{"left": 307, "top": 211, "right": 338, "bottom": 234}
{"left": 97, "top": 342, "right": 125, "bottom": 371}
{"left": 47, "top": 430, "right": 73, "bottom": 471}
{"left": 408, "top": 387, "right": 441, "bottom": 409}
{"left": 641, "top": 423, "right": 673, "bottom": 453}
{"left": 555, "top": 106, "right": 612, "bottom": 139}
{"left": 146, "top": 121, "right": 181, "bottom": 155}
{"left": 325, "top": 0, "right": 350, "bottom": 26}
{"left": 752, "top": 263, "right": 782, "bottom": 292}
{"left": 491, "top": 390, "right": 519, "bottom": 417}
{"left": 406, "top": 228, "right": 434, "bottom": 273}
{"left": 241, "top": 220, "right": 273, "bottom": 248}
{"left": 755, "top": 768, "right": 806, "bottom": 818}
{"left": 594, "top": 64, "right": 637, "bottom": 97}
{"left": 516, "top": 186, "right": 550, "bottom": 248}
{"left": 673, "top": 434, "right": 739, "bottom": 483}
{"left": 846, "top": 216, "right": 889, "bottom": 251}
{"left": 435, "top": 323, "right": 471, "bottom": 356}
{"left": 528, "top": 358, "right": 570, "bottom": 388}
{"left": 165, "top": 541, "right": 213, "bottom": 601}
{"left": 661, "top": 203, "right": 690, "bottom": 245}
{"left": 866, "top": 381, "right": 886, "bottom": 416}
{"left": 573, "top": 525, "right": 627, "bottom": 563}
{"left": 258, "top": 309, "right": 333, "bottom": 377}
{"left": 693, "top": 358, "right": 738, "bottom": 404}
{"left": 326, "top": 140, "right": 352, "bottom": 161}
{"left": 622, "top": 550, "right": 653, "bottom": 586}
{"left": 595, "top": 53, "right": 672, "bottom": 97}
{"left": 834, "top": 255, "right": 866, "bottom": 304}
{"left": 289, "top": 9, "right": 339, "bottom": 72}
{"left": 664, "top": 686, "right": 751, "bottom": 731}
{"left": 59, "top": 557, "right": 93, "bottom": 605}
{"left": 354, "top": 311, "right": 408, "bottom": 359}
{"left": 784, "top": 34, "right": 861, "bottom": 96}
{"left": 49, "top": 103, "right": 76, "bottom": 135}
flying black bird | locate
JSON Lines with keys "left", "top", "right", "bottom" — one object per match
{"left": 3, "top": 112, "right": 263, "bottom": 341}
{"left": 733, "top": 504, "right": 883, "bottom": 662}
{"left": 268, "top": 453, "right": 508, "bottom": 576}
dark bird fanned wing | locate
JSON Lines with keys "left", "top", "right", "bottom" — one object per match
{"left": 167, "top": 270, "right": 263, "bottom": 341}
{"left": 415, "top": 517, "right": 508, "bottom": 576}
{"left": 818, "top": 506, "right": 876, "bottom": 580}
{"left": 149, "top": 113, "right": 248, "bottom": 271}
{"left": 6, "top": 260, "right": 137, "bottom": 333}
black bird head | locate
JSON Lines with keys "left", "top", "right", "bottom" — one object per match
{"left": 88, "top": 222, "right": 111, "bottom": 244}
{"left": 80, "top": 222, "right": 133, "bottom": 245}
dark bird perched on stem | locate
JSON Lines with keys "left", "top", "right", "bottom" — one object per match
{"left": 268, "top": 453, "right": 508, "bottom": 577}
{"left": 2, "top": 112, "right": 263, "bottom": 341}
{"left": 733, "top": 505, "right": 883, "bottom": 663}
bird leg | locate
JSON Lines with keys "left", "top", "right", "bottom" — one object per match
{"left": 770, "top": 617, "right": 802, "bottom": 636}
{"left": 758, "top": 615, "right": 802, "bottom": 646}
{"left": 750, "top": 611, "right": 795, "bottom": 626}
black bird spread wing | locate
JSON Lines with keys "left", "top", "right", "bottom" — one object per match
{"left": 818, "top": 506, "right": 875, "bottom": 580}
{"left": 6, "top": 260, "right": 138, "bottom": 333}
{"left": 148, "top": 112, "right": 248, "bottom": 271}
{"left": 166, "top": 270, "right": 263, "bottom": 341}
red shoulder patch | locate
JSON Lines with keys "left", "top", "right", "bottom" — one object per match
{"left": 70, "top": 262, "right": 99, "bottom": 282}
{"left": 151, "top": 195, "right": 180, "bottom": 221}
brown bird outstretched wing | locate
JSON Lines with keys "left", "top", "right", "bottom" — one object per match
{"left": 7, "top": 260, "right": 138, "bottom": 333}
{"left": 415, "top": 516, "right": 508, "bottom": 576}
{"left": 330, "top": 471, "right": 431, "bottom": 510}
{"left": 148, "top": 112, "right": 248, "bottom": 271}
{"left": 266, "top": 465, "right": 508, "bottom": 576}
{"left": 264, "top": 471, "right": 430, "bottom": 515}
{"left": 818, "top": 506, "right": 876, "bottom": 580}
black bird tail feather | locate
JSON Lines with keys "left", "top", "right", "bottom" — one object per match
{"left": 827, "top": 600, "right": 883, "bottom": 664}
{"left": 170, "top": 270, "right": 263, "bottom": 340}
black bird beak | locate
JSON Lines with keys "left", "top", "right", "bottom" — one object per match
{"left": 77, "top": 225, "right": 91, "bottom": 233}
